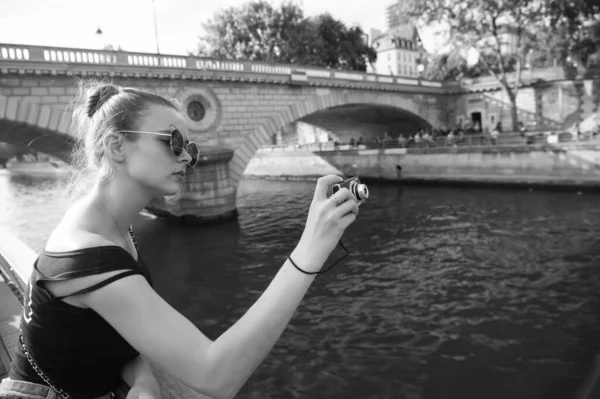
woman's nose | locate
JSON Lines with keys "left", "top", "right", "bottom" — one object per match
{"left": 179, "top": 148, "right": 193, "bottom": 164}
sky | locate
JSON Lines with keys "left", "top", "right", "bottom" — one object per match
{"left": 0, "top": 0, "right": 402, "bottom": 56}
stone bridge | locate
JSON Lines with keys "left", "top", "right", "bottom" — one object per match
{"left": 1, "top": 43, "right": 598, "bottom": 223}
{"left": 0, "top": 43, "right": 452, "bottom": 223}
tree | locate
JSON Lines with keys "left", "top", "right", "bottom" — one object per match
{"left": 535, "top": 1, "right": 600, "bottom": 69}
{"left": 103, "top": 44, "right": 124, "bottom": 51}
{"left": 420, "top": 51, "right": 486, "bottom": 81}
{"left": 309, "top": 13, "right": 377, "bottom": 71}
{"left": 197, "top": 0, "right": 376, "bottom": 71}
{"left": 197, "top": 1, "right": 306, "bottom": 63}
{"left": 410, "top": 0, "right": 589, "bottom": 131}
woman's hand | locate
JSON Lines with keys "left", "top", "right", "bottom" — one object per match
{"left": 292, "top": 175, "right": 359, "bottom": 272}
{"left": 120, "top": 356, "right": 162, "bottom": 399}
{"left": 125, "top": 384, "right": 161, "bottom": 399}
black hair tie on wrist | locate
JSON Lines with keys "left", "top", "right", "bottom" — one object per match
{"left": 288, "top": 240, "right": 349, "bottom": 275}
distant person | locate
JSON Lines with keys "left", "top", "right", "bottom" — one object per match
{"left": 422, "top": 131, "right": 432, "bottom": 147}
{"left": 414, "top": 132, "right": 422, "bottom": 147}
{"left": 397, "top": 135, "right": 407, "bottom": 148}
{"left": 457, "top": 129, "right": 465, "bottom": 144}
{"left": 518, "top": 121, "right": 527, "bottom": 138}
{"left": 382, "top": 132, "right": 391, "bottom": 148}
{"left": 573, "top": 123, "right": 581, "bottom": 142}
{"left": 490, "top": 126, "right": 500, "bottom": 145}
{"left": 446, "top": 131, "right": 455, "bottom": 146}
{"left": 0, "top": 82, "right": 359, "bottom": 399}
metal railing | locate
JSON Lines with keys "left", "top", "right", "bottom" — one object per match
{"left": 262, "top": 131, "right": 599, "bottom": 153}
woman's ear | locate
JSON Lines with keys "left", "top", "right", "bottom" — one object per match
{"left": 103, "top": 133, "right": 126, "bottom": 163}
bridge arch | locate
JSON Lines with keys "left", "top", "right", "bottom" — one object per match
{"left": 0, "top": 96, "right": 75, "bottom": 162}
{"left": 228, "top": 91, "right": 439, "bottom": 186}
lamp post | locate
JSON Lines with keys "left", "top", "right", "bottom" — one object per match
{"left": 152, "top": 0, "right": 161, "bottom": 54}
{"left": 95, "top": 26, "right": 104, "bottom": 50}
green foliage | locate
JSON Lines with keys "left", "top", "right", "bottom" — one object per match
{"left": 420, "top": 51, "right": 487, "bottom": 81}
{"left": 411, "top": 0, "right": 600, "bottom": 73}
{"left": 411, "top": 0, "right": 545, "bottom": 77}
{"left": 534, "top": 1, "right": 600, "bottom": 68}
{"left": 197, "top": 0, "right": 377, "bottom": 71}
{"left": 409, "top": 0, "right": 600, "bottom": 129}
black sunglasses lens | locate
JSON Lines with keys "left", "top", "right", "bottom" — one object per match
{"left": 170, "top": 128, "right": 184, "bottom": 156}
{"left": 187, "top": 143, "right": 199, "bottom": 167}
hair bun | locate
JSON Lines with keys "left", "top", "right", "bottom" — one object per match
{"left": 87, "top": 84, "right": 120, "bottom": 118}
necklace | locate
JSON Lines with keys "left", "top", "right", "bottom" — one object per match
{"left": 96, "top": 198, "right": 135, "bottom": 256}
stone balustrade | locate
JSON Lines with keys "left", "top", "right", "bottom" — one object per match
{"left": 0, "top": 42, "right": 448, "bottom": 92}
{"left": 1, "top": 43, "right": 595, "bottom": 95}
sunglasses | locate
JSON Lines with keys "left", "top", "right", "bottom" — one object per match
{"left": 118, "top": 125, "right": 199, "bottom": 167}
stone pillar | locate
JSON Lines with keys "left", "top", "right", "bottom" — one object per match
{"left": 145, "top": 145, "right": 238, "bottom": 225}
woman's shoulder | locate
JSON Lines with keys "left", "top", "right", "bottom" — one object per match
{"left": 45, "top": 226, "right": 116, "bottom": 253}
{"left": 44, "top": 199, "right": 117, "bottom": 252}
{"left": 40, "top": 203, "right": 142, "bottom": 307}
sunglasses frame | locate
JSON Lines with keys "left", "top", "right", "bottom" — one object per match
{"left": 118, "top": 125, "right": 199, "bottom": 167}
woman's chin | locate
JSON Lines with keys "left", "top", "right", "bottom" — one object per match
{"left": 162, "top": 184, "right": 182, "bottom": 197}
{"left": 150, "top": 181, "right": 182, "bottom": 198}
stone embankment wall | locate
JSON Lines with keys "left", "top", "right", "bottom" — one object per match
{"left": 244, "top": 146, "right": 343, "bottom": 179}
{"left": 244, "top": 144, "right": 600, "bottom": 189}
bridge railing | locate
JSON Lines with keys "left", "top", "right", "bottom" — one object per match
{"left": 0, "top": 42, "right": 447, "bottom": 89}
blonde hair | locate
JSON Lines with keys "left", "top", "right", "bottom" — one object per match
{"left": 66, "top": 79, "right": 178, "bottom": 197}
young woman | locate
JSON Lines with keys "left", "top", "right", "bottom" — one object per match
{"left": 0, "top": 82, "right": 359, "bottom": 399}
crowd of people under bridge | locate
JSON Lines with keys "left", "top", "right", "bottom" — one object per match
{"left": 342, "top": 124, "right": 498, "bottom": 149}
{"left": 336, "top": 120, "right": 597, "bottom": 150}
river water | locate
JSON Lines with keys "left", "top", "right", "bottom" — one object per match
{"left": 1, "top": 169, "right": 600, "bottom": 399}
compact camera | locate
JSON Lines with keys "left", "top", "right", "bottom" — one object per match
{"left": 332, "top": 177, "right": 369, "bottom": 206}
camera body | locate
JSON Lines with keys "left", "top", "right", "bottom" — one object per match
{"left": 332, "top": 177, "right": 369, "bottom": 206}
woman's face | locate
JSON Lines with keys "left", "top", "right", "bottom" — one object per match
{"left": 122, "top": 104, "right": 193, "bottom": 197}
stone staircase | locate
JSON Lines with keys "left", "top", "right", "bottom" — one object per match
{"left": 482, "top": 92, "right": 565, "bottom": 130}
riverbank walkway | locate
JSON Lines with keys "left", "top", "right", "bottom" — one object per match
{"left": 275, "top": 130, "right": 599, "bottom": 153}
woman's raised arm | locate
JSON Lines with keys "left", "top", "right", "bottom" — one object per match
{"left": 83, "top": 175, "right": 359, "bottom": 399}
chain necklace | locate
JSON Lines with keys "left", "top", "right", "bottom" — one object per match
{"left": 20, "top": 198, "right": 124, "bottom": 398}
{"left": 19, "top": 196, "right": 132, "bottom": 399}
{"left": 20, "top": 333, "right": 74, "bottom": 398}
{"left": 96, "top": 198, "right": 135, "bottom": 257}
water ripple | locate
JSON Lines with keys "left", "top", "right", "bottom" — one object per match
{"left": 3, "top": 174, "right": 600, "bottom": 399}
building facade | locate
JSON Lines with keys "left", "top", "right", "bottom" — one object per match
{"left": 369, "top": 24, "right": 422, "bottom": 77}
{"left": 368, "top": 0, "right": 423, "bottom": 77}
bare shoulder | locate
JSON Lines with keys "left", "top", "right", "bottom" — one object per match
{"left": 45, "top": 269, "right": 134, "bottom": 308}
{"left": 44, "top": 199, "right": 116, "bottom": 252}
{"left": 43, "top": 200, "right": 128, "bottom": 307}
{"left": 45, "top": 227, "right": 116, "bottom": 253}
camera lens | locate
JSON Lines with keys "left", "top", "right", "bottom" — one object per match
{"left": 356, "top": 184, "right": 368, "bottom": 201}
